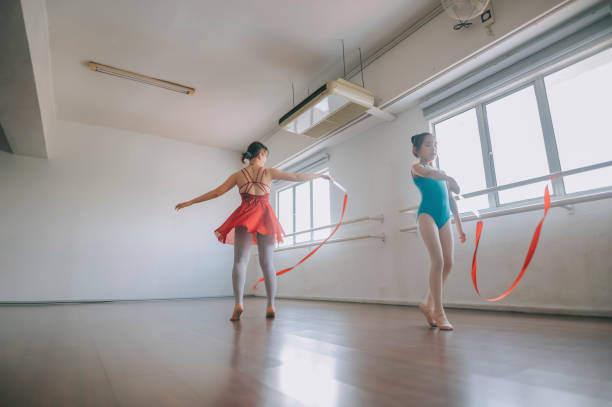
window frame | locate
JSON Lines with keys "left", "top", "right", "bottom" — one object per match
{"left": 430, "top": 43, "right": 612, "bottom": 213}
{"left": 274, "top": 168, "right": 331, "bottom": 246}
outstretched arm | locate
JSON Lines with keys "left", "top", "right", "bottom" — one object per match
{"left": 268, "top": 168, "right": 332, "bottom": 183}
{"left": 175, "top": 173, "right": 237, "bottom": 211}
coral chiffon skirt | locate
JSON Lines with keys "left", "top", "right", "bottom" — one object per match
{"left": 215, "top": 193, "right": 285, "bottom": 245}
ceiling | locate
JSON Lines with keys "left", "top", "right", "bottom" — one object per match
{"left": 47, "top": 0, "right": 437, "bottom": 151}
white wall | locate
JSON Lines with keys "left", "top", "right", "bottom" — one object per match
{"left": 0, "top": 119, "right": 240, "bottom": 301}
{"left": 247, "top": 106, "right": 612, "bottom": 315}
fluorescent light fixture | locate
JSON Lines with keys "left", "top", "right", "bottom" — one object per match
{"left": 279, "top": 78, "right": 375, "bottom": 138}
{"left": 88, "top": 61, "right": 195, "bottom": 95}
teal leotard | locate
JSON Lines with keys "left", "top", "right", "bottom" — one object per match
{"left": 412, "top": 164, "right": 451, "bottom": 229}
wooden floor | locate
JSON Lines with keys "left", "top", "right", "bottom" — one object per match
{"left": 1, "top": 298, "right": 611, "bottom": 407}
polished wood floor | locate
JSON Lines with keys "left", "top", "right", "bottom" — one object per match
{"left": 1, "top": 297, "right": 611, "bottom": 406}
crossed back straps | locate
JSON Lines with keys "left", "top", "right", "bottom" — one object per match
{"left": 238, "top": 167, "right": 270, "bottom": 195}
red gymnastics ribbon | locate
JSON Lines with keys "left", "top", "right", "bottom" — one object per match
{"left": 471, "top": 186, "right": 551, "bottom": 302}
{"left": 253, "top": 182, "right": 348, "bottom": 291}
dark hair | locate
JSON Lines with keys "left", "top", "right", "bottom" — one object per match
{"left": 241, "top": 141, "right": 268, "bottom": 163}
{"left": 411, "top": 132, "right": 431, "bottom": 158}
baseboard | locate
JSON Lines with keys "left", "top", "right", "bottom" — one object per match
{"left": 251, "top": 293, "right": 612, "bottom": 318}
{"left": 0, "top": 295, "right": 234, "bottom": 305}
{"left": 4, "top": 294, "right": 610, "bottom": 318}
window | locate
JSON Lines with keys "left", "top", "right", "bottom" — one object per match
{"left": 312, "top": 176, "right": 331, "bottom": 240}
{"left": 485, "top": 86, "right": 551, "bottom": 204}
{"left": 434, "top": 108, "right": 489, "bottom": 213}
{"left": 544, "top": 46, "right": 612, "bottom": 193}
{"left": 294, "top": 182, "right": 311, "bottom": 243}
{"left": 433, "top": 45, "right": 612, "bottom": 211}
{"left": 276, "top": 170, "right": 331, "bottom": 246}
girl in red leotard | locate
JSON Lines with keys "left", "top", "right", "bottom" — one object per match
{"left": 175, "top": 142, "right": 331, "bottom": 321}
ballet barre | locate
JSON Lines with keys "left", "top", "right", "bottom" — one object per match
{"left": 398, "top": 205, "right": 419, "bottom": 214}
{"left": 252, "top": 233, "right": 386, "bottom": 255}
{"left": 400, "top": 226, "right": 418, "bottom": 233}
{"left": 400, "top": 189, "right": 612, "bottom": 232}
{"left": 458, "top": 160, "right": 612, "bottom": 199}
{"left": 399, "top": 161, "right": 612, "bottom": 212}
{"left": 455, "top": 189, "right": 612, "bottom": 223}
{"left": 399, "top": 160, "right": 612, "bottom": 232}
{"left": 273, "top": 234, "right": 386, "bottom": 252}
{"left": 282, "top": 215, "right": 384, "bottom": 238}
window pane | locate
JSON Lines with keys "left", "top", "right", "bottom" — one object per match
{"left": 277, "top": 188, "right": 294, "bottom": 246}
{"left": 486, "top": 86, "right": 550, "bottom": 204}
{"left": 435, "top": 108, "right": 489, "bottom": 213}
{"left": 545, "top": 47, "right": 612, "bottom": 193}
{"left": 295, "top": 182, "right": 311, "bottom": 243}
{"left": 313, "top": 173, "right": 331, "bottom": 240}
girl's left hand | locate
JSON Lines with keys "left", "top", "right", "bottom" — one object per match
{"left": 175, "top": 201, "right": 192, "bottom": 211}
{"left": 458, "top": 230, "right": 466, "bottom": 244}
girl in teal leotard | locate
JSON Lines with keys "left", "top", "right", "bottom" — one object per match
{"left": 411, "top": 132, "right": 466, "bottom": 330}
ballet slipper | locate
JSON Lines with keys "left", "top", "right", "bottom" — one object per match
{"left": 418, "top": 303, "right": 436, "bottom": 327}
{"left": 265, "top": 306, "right": 275, "bottom": 319}
{"left": 230, "top": 304, "right": 244, "bottom": 321}
{"left": 433, "top": 310, "right": 453, "bottom": 331}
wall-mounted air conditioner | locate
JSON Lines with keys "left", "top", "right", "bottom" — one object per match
{"left": 279, "top": 78, "right": 375, "bottom": 138}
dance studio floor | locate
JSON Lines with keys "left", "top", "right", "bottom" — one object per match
{"left": 0, "top": 297, "right": 611, "bottom": 406}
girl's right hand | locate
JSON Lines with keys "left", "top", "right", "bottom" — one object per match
{"left": 320, "top": 174, "right": 334, "bottom": 183}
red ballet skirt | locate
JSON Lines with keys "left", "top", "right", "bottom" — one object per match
{"left": 215, "top": 193, "right": 285, "bottom": 245}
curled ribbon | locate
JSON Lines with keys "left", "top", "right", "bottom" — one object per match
{"left": 471, "top": 186, "right": 551, "bottom": 301}
{"left": 253, "top": 180, "right": 348, "bottom": 290}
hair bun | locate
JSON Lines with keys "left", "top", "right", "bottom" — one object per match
{"left": 241, "top": 141, "right": 268, "bottom": 163}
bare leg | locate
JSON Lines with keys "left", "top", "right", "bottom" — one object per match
{"left": 230, "top": 226, "right": 252, "bottom": 321}
{"left": 438, "top": 221, "right": 454, "bottom": 288}
{"left": 423, "top": 221, "right": 454, "bottom": 313}
{"left": 257, "top": 233, "right": 277, "bottom": 318}
{"left": 434, "top": 221, "right": 454, "bottom": 329}
{"left": 417, "top": 214, "right": 449, "bottom": 329}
